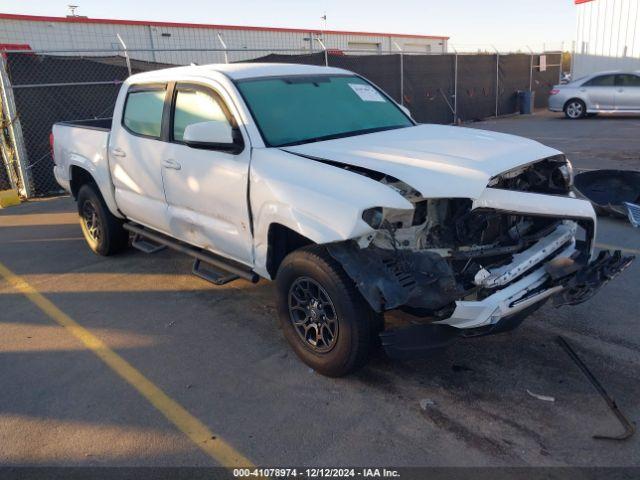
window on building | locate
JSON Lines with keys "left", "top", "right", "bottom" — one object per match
{"left": 347, "top": 41, "right": 380, "bottom": 52}
{"left": 403, "top": 43, "right": 432, "bottom": 54}
{"left": 123, "top": 87, "right": 166, "bottom": 138}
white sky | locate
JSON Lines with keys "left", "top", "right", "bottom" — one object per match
{"left": 1, "top": 0, "right": 578, "bottom": 51}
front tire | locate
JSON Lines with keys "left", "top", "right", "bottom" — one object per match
{"left": 276, "top": 246, "right": 376, "bottom": 377}
{"left": 564, "top": 99, "right": 586, "bottom": 119}
{"left": 77, "top": 183, "right": 129, "bottom": 256}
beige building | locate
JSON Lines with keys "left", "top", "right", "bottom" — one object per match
{"left": 0, "top": 13, "right": 448, "bottom": 64}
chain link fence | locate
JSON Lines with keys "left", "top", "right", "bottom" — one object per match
{"left": 0, "top": 47, "right": 561, "bottom": 197}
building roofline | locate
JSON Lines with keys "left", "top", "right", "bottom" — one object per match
{"left": 0, "top": 13, "right": 449, "bottom": 40}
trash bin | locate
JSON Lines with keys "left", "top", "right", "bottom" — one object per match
{"left": 517, "top": 90, "right": 535, "bottom": 114}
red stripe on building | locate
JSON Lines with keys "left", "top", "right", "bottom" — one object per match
{"left": 0, "top": 13, "right": 449, "bottom": 40}
{"left": 0, "top": 43, "right": 31, "bottom": 50}
{"left": 575, "top": 0, "right": 595, "bottom": 4}
{"left": 0, "top": 43, "right": 31, "bottom": 58}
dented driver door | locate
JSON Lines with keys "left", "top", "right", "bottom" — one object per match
{"left": 161, "top": 82, "right": 253, "bottom": 266}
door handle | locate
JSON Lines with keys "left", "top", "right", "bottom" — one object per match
{"left": 111, "top": 148, "right": 126, "bottom": 158}
{"left": 162, "top": 159, "right": 181, "bottom": 170}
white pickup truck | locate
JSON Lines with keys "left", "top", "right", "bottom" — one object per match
{"left": 52, "top": 63, "right": 633, "bottom": 376}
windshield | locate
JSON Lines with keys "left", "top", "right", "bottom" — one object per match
{"left": 236, "top": 74, "right": 413, "bottom": 147}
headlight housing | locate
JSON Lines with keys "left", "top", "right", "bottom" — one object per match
{"left": 557, "top": 158, "right": 574, "bottom": 189}
{"left": 489, "top": 155, "right": 574, "bottom": 194}
{"left": 362, "top": 207, "right": 384, "bottom": 229}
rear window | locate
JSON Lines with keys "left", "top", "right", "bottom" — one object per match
{"left": 123, "top": 87, "right": 166, "bottom": 138}
{"left": 583, "top": 75, "right": 616, "bottom": 87}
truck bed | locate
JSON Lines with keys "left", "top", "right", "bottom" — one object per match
{"left": 55, "top": 118, "right": 113, "bottom": 131}
{"left": 52, "top": 118, "right": 113, "bottom": 200}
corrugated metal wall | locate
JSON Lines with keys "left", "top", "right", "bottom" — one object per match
{"left": 574, "top": 0, "right": 640, "bottom": 77}
{"left": 0, "top": 16, "right": 447, "bottom": 64}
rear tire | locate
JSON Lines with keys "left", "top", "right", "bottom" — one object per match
{"left": 564, "top": 99, "right": 586, "bottom": 119}
{"left": 276, "top": 246, "right": 376, "bottom": 377}
{"left": 77, "top": 183, "right": 129, "bottom": 256}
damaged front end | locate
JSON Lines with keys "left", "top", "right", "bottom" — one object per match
{"left": 326, "top": 158, "right": 634, "bottom": 359}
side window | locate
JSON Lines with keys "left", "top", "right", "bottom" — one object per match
{"left": 583, "top": 75, "right": 616, "bottom": 87}
{"left": 616, "top": 74, "right": 640, "bottom": 87}
{"left": 122, "top": 86, "right": 166, "bottom": 138}
{"left": 172, "top": 86, "right": 231, "bottom": 142}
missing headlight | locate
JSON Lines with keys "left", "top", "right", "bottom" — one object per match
{"left": 489, "top": 155, "right": 573, "bottom": 194}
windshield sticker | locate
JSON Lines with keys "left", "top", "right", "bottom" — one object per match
{"left": 348, "top": 83, "right": 386, "bottom": 102}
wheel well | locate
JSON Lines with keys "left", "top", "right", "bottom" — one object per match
{"left": 266, "top": 223, "right": 314, "bottom": 278}
{"left": 69, "top": 166, "right": 95, "bottom": 199}
{"left": 564, "top": 98, "right": 585, "bottom": 110}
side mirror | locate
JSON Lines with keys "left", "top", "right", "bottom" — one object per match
{"left": 183, "top": 120, "right": 241, "bottom": 151}
{"left": 399, "top": 105, "right": 412, "bottom": 118}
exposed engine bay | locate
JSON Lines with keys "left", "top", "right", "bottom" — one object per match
{"left": 329, "top": 202, "right": 580, "bottom": 318}
{"left": 326, "top": 156, "right": 624, "bottom": 321}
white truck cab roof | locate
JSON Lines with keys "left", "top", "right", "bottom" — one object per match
{"left": 127, "top": 63, "right": 351, "bottom": 83}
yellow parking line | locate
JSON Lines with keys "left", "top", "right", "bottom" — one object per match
{"left": 0, "top": 260, "right": 254, "bottom": 468}
{"left": 595, "top": 242, "right": 640, "bottom": 256}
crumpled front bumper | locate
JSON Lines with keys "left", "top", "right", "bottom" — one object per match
{"left": 551, "top": 249, "right": 635, "bottom": 307}
{"left": 380, "top": 245, "right": 634, "bottom": 360}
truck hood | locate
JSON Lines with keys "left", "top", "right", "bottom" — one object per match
{"left": 282, "top": 124, "right": 561, "bottom": 199}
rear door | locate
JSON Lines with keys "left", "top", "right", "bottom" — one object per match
{"left": 615, "top": 74, "right": 640, "bottom": 110}
{"left": 581, "top": 74, "right": 616, "bottom": 110}
{"left": 162, "top": 82, "right": 254, "bottom": 265}
{"left": 109, "top": 83, "right": 172, "bottom": 232}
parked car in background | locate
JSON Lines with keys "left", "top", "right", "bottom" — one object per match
{"left": 549, "top": 71, "right": 640, "bottom": 119}
{"left": 51, "top": 63, "right": 633, "bottom": 376}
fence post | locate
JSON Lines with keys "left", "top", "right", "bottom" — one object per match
{"left": 316, "top": 37, "right": 328, "bottom": 66}
{"left": 116, "top": 34, "right": 132, "bottom": 76}
{"left": 392, "top": 40, "right": 404, "bottom": 106}
{"left": 558, "top": 50, "right": 563, "bottom": 85}
{"left": 494, "top": 46, "right": 500, "bottom": 117}
{"left": 217, "top": 33, "right": 229, "bottom": 64}
{"left": 454, "top": 50, "right": 458, "bottom": 124}
{"left": 527, "top": 46, "right": 534, "bottom": 91}
{"left": 0, "top": 56, "right": 31, "bottom": 197}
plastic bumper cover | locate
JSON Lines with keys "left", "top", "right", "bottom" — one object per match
{"left": 380, "top": 247, "right": 634, "bottom": 360}
{"left": 548, "top": 95, "right": 565, "bottom": 112}
{"left": 53, "top": 165, "right": 70, "bottom": 192}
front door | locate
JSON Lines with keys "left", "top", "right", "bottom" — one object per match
{"left": 109, "top": 83, "right": 172, "bottom": 232}
{"left": 162, "top": 82, "right": 253, "bottom": 265}
{"left": 615, "top": 74, "right": 640, "bottom": 110}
